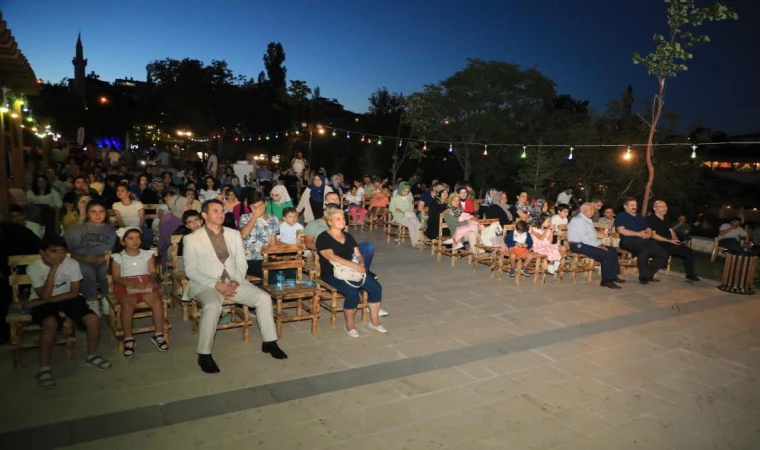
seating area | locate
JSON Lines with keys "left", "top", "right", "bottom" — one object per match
{"left": 1, "top": 227, "right": 758, "bottom": 450}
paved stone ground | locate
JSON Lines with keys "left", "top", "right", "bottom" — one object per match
{"left": 1, "top": 229, "right": 759, "bottom": 449}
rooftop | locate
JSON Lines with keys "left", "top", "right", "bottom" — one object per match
{"left": 1, "top": 230, "right": 758, "bottom": 449}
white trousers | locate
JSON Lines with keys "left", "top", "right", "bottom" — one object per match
{"left": 193, "top": 282, "right": 277, "bottom": 354}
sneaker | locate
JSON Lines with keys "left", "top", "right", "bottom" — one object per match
{"left": 509, "top": 268, "right": 517, "bottom": 277}
{"left": 379, "top": 308, "right": 389, "bottom": 317}
{"left": 367, "top": 323, "right": 388, "bottom": 333}
{"left": 442, "top": 239, "right": 454, "bottom": 245}
{"left": 521, "top": 268, "right": 531, "bottom": 277}
{"left": 346, "top": 328, "right": 360, "bottom": 338}
{"left": 546, "top": 265, "right": 556, "bottom": 275}
{"left": 453, "top": 243, "right": 464, "bottom": 250}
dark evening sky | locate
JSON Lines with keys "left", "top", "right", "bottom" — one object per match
{"left": 4, "top": 0, "right": 758, "bottom": 134}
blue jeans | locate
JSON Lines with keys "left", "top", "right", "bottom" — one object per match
{"left": 79, "top": 261, "right": 108, "bottom": 299}
{"left": 358, "top": 241, "right": 374, "bottom": 271}
{"left": 322, "top": 273, "right": 382, "bottom": 309}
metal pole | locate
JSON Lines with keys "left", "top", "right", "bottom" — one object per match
{"left": 307, "top": 127, "right": 313, "bottom": 170}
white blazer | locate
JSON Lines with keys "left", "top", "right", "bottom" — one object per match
{"left": 296, "top": 185, "right": 334, "bottom": 223}
{"left": 183, "top": 227, "right": 248, "bottom": 298}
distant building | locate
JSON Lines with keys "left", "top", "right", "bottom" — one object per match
{"left": 71, "top": 33, "right": 87, "bottom": 102}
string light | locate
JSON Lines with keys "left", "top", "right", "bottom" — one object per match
{"left": 448, "top": 143, "right": 453, "bottom": 153}
{"left": 624, "top": 145, "right": 632, "bottom": 160}
{"left": 361, "top": 135, "right": 365, "bottom": 142}
{"left": 257, "top": 136, "right": 262, "bottom": 141}
{"left": 265, "top": 135, "right": 270, "bottom": 140}
{"left": 483, "top": 144, "right": 488, "bottom": 156}
{"left": 346, "top": 132, "right": 350, "bottom": 138}
{"left": 377, "top": 138, "right": 382, "bottom": 145}
{"left": 691, "top": 144, "right": 697, "bottom": 159}
{"left": 521, "top": 146, "right": 526, "bottom": 159}
{"left": 331, "top": 130, "right": 337, "bottom": 137}
{"left": 422, "top": 141, "right": 427, "bottom": 151}
{"left": 10, "top": 112, "right": 19, "bottom": 118}
{"left": 399, "top": 139, "right": 403, "bottom": 147}
{"left": 568, "top": 146, "right": 574, "bottom": 160}
{"left": 275, "top": 133, "right": 279, "bottom": 138}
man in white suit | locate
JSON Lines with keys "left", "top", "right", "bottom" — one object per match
{"left": 184, "top": 199, "right": 287, "bottom": 373}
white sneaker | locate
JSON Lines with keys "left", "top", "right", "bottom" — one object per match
{"left": 367, "top": 323, "right": 388, "bottom": 333}
{"left": 547, "top": 264, "right": 556, "bottom": 275}
{"left": 346, "top": 328, "right": 360, "bottom": 338}
{"left": 379, "top": 308, "right": 389, "bottom": 317}
{"left": 442, "top": 239, "right": 454, "bottom": 245}
{"left": 453, "top": 243, "right": 464, "bottom": 250}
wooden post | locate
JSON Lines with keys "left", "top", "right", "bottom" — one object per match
{"left": 41, "top": 135, "right": 52, "bottom": 168}
{"left": 0, "top": 112, "right": 8, "bottom": 220}
{"left": 10, "top": 101, "right": 24, "bottom": 189}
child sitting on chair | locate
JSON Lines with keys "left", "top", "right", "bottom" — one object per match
{"left": 503, "top": 220, "right": 534, "bottom": 278}
{"left": 443, "top": 193, "right": 481, "bottom": 250}
{"left": 111, "top": 226, "right": 167, "bottom": 358}
{"left": 530, "top": 213, "right": 566, "bottom": 275}
{"left": 368, "top": 185, "right": 390, "bottom": 225}
{"left": 26, "top": 236, "right": 111, "bottom": 388}
{"left": 346, "top": 185, "right": 368, "bottom": 224}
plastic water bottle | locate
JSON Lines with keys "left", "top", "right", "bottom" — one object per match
{"left": 351, "top": 254, "right": 360, "bottom": 264}
{"left": 276, "top": 271, "right": 285, "bottom": 291}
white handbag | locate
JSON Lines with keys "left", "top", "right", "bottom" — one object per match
{"left": 330, "top": 261, "right": 366, "bottom": 288}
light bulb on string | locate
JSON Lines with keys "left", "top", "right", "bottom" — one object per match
{"left": 377, "top": 138, "right": 382, "bottom": 145}
{"left": 691, "top": 144, "right": 697, "bottom": 159}
{"left": 422, "top": 141, "right": 427, "bottom": 151}
{"left": 285, "top": 132, "right": 289, "bottom": 137}
{"left": 361, "top": 135, "right": 365, "bottom": 142}
{"left": 448, "top": 143, "right": 453, "bottom": 153}
{"left": 275, "top": 133, "right": 279, "bottom": 139}
{"left": 346, "top": 132, "right": 350, "bottom": 139}
{"left": 331, "top": 130, "right": 336, "bottom": 137}
{"left": 399, "top": 139, "right": 403, "bottom": 147}
{"left": 521, "top": 146, "right": 527, "bottom": 159}
{"left": 295, "top": 130, "right": 300, "bottom": 135}
{"left": 568, "top": 146, "right": 574, "bottom": 160}
{"left": 483, "top": 145, "right": 488, "bottom": 156}
{"left": 624, "top": 145, "right": 632, "bottom": 160}
{"left": 257, "top": 136, "right": 262, "bottom": 141}
{"left": 265, "top": 135, "right": 270, "bottom": 140}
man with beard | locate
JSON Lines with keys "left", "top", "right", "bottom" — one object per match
{"left": 615, "top": 198, "right": 669, "bottom": 284}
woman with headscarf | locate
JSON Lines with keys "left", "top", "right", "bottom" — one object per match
{"left": 389, "top": 181, "right": 421, "bottom": 247}
{"left": 159, "top": 195, "right": 189, "bottom": 269}
{"left": 296, "top": 174, "right": 334, "bottom": 223}
{"left": 229, "top": 175, "right": 242, "bottom": 198}
{"left": 531, "top": 198, "right": 548, "bottom": 226}
{"left": 425, "top": 184, "right": 450, "bottom": 240}
{"left": 483, "top": 189, "right": 514, "bottom": 226}
{"left": 266, "top": 185, "right": 293, "bottom": 219}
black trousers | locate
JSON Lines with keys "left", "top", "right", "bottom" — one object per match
{"left": 620, "top": 239, "right": 669, "bottom": 279}
{"left": 658, "top": 242, "right": 696, "bottom": 277}
{"left": 572, "top": 243, "right": 621, "bottom": 282}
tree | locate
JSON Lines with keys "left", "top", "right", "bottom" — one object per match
{"left": 632, "top": 0, "right": 737, "bottom": 213}
{"left": 263, "top": 42, "right": 287, "bottom": 93}
{"left": 405, "top": 59, "right": 556, "bottom": 182}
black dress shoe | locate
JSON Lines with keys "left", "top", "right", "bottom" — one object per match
{"left": 648, "top": 277, "right": 660, "bottom": 282}
{"left": 198, "top": 354, "right": 220, "bottom": 374}
{"left": 600, "top": 281, "right": 621, "bottom": 289}
{"left": 639, "top": 277, "right": 649, "bottom": 285}
{"left": 262, "top": 341, "right": 288, "bottom": 359}
{"left": 614, "top": 278, "right": 626, "bottom": 283}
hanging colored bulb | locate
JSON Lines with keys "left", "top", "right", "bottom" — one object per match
{"left": 448, "top": 143, "right": 453, "bottom": 153}
{"left": 521, "top": 146, "right": 527, "bottom": 158}
{"left": 346, "top": 132, "right": 350, "bottom": 139}
{"left": 624, "top": 145, "right": 632, "bottom": 160}
{"left": 367, "top": 138, "right": 372, "bottom": 144}
{"left": 275, "top": 133, "right": 279, "bottom": 139}
{"left": 257, "top": 136, "right": 262, "bottom": 141}
{"left": 691, "top": 144, "right": 697, "bottom": 159}
{"left": 568, "top": 146, "right": 574, "bottom": 160}
{"left": 399, "top": 139, "right": 403, "bottom": 147}
{"left": 361, "top": 135, "right": 365, "bottom": 142}
{"left": 285, "top": 132, "right": 289, "bottom": 137}
{"left": 295, "top": 130, "right": 300, "bottom": 135}
{"left": 234, "top": 137, "right": 239, "bottom": 142}
{"left": 422, "top": 141, "right": 427, "bottom": 151}
{"left": 26, "top": 116, "right": 34, "bottom": 123}
{"left": 266, "top": 135, "right": 270, "bottom": 140}
{"left": 331, "top": 130, "right": 336, "bottom": 137}
{"left": 483, "top": 145, "right": 488, "bottom": 156}
{"left": 377, "top": 138, "right": 382, "bottom": 145}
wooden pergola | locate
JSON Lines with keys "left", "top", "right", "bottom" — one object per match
{"left": 0, "top": 12, "right": 41, "bottom": 219}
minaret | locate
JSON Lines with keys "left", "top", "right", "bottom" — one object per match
{"left": 72, "top": 33, "right": 87, "bottom": 101}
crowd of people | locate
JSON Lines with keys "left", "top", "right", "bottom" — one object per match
{"left": 3, "top": 145, "right": 759, "bottom": 388}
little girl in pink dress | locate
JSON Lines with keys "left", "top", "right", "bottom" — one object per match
{"left": 444, "top": 194, "right": 481, "bottom": 250}
{"left": 530, "top": 213, "right": 567, "bottom": 274}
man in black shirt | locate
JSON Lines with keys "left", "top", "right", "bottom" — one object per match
{"left": 647, "top": 201, "right": 700, "bottom": 282}
{"left": 614, "top": 198, "right": 669, "bottom": 284}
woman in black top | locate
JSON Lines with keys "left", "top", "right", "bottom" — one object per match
{"left": 425, "top": 184, "right": 451, "bottom": 240}
{"left": 316, "top": 204, "right": 385, "bottom": 337}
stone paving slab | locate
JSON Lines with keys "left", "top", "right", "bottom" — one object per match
{"left": 0, "top": 230, "right": 758, "bottom": 449}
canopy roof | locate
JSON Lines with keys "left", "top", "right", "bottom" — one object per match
{"left": 0, "top": 12, "right": 40, "bottom": 96}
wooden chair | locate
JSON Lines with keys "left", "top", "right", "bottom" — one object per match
{"left": 474, "top": 223, "right": 513, "bottom": 275}
{"left": 261, "top": 243, "right": 321, "bottom": 336}
{"left": 105, "top": 252, "right": 171, "bottom": 353}
{"left": 436, "top": 215, "right": 471, "bottom": 267}
{"left": 317, "top": 280, "right": 368, "bottom": 328}
{"left": 418, "top": 207, "right": 437, "bottom": 253}
{"left": 385, "top": 211, "right": 410, "bottom": 244}
{"left": 556, "top": 225, "right": 596, "bottom": 283}
{"left": 188, "top": 264, "right": 252, "bottom": 343}
{"left": 710, "top": 237, "right": 727, "bottom": 263}
{"left": 7, "top": 255, "right": 76, "bottom": 368}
